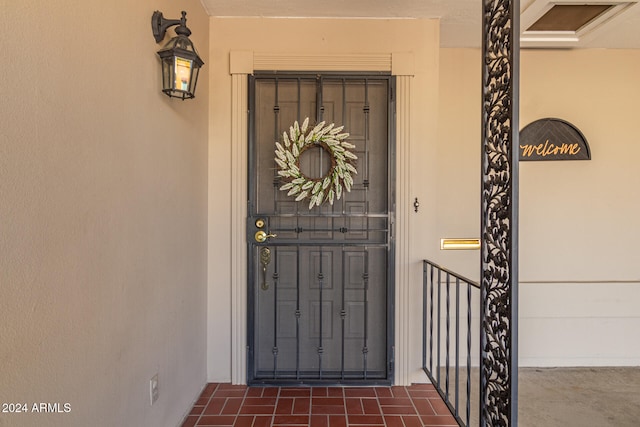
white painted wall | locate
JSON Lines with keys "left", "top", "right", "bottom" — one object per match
{"left": 0, "top": 1, "right": 209, "bottom": 426}
{"left": 437, "top": 48, "right": 640, "bottom": 366}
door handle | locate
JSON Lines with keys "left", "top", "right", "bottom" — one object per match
{"left": 260, "top": 247, "right": 271, "bottom": 290}
{"left": 255, "top": 230, "right": 277, "bottom": 243}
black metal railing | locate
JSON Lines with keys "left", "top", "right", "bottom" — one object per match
{"left": 423, "top": 260, "right": 480, "bottom": 427}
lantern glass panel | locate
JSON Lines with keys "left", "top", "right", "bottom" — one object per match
{"left": 190, "top": 66, "right": 200, "bottom": 95}
{"left": 175, "top": 57, "right": 193, "bottom": 92}
{"left": 161, "top": 57, "right": 174, "bottom": 92}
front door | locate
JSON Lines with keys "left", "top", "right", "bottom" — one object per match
{"left": 247, "top": 73, "right": 395, "bottom": 385}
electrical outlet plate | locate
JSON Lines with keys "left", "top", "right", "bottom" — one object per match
{"left": 150, "top": 374, "right": 159, "bottom": 405}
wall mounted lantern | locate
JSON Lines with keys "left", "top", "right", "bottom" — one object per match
{"left": 151, "top": 10, "right": 204, "bottom": 100}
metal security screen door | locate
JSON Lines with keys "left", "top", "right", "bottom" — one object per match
{"left": 247, "top": 73, "right": 395, "bottom": 385}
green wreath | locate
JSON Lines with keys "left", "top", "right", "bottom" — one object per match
{"left": 275, "top": 117, "right": 357, "bottom": 209}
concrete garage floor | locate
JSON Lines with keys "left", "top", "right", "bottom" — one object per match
{"left": 444, "top": 367, "right": 640, "bottom": 427}
{"left": 518, "top": 367, "right": 640, "bottom": 427}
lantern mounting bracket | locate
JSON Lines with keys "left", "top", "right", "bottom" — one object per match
{"left": 152, "top": 10, "right": 191, "bottom": 43}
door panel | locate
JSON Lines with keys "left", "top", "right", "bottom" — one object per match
{"left": 248, "top": 74, "right": 394, "bottom": 384}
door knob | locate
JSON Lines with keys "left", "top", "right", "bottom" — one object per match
{"left": 255, "top": 230, "right": 277, "bottom": 243}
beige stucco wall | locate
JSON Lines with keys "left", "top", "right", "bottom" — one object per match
{"left": 0, "top": 1, "right": 209, "bottom": 426}
{"left": 207, "top": 17, "right": 441, "bottom": 384}
{"left": 438, "top": 48, "right": 640, "bottom": 366}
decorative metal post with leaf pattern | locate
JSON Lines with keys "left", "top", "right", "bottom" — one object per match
{"left": 481, "top": 0, "right": 519, "bottom": 425}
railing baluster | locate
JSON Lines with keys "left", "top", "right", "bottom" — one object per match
{"left": 446, "top": 272, "right": 450, "bottom": 400}
{"left": 423, "top": 262, "right": 428, "bottom": 374}
{"left": 436, "top": 268, "right": 441, "bottom": 386}
{"left": 455, "top": 277, "right": 460, "bottom": 417}
{"left": 429, "top": 264, "right": 434, "bottom": 373}
{"left": 467, "top": 280, "right": 472, "bottom": 427}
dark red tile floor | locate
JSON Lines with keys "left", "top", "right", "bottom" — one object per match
{"left": 181, "top": 383, "right": 458, "bottom": 427}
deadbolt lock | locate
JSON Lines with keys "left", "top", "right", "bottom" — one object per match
{"left": 255, "top": 230, "right": 277, "bottom": 243}
{"left": 255, "top": 218, "right": 265, "bottom": 229}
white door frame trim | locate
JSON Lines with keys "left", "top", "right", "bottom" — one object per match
{"left": 229, "top": 51, "right": 414, "bottom": 385}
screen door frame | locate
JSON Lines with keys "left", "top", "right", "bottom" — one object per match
{"left": 246, "top": 72, "right": 396, "bottom": 386}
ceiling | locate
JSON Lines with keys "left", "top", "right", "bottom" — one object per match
{"left": 200, "top": 0, "right": 640, "bottom": 48}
